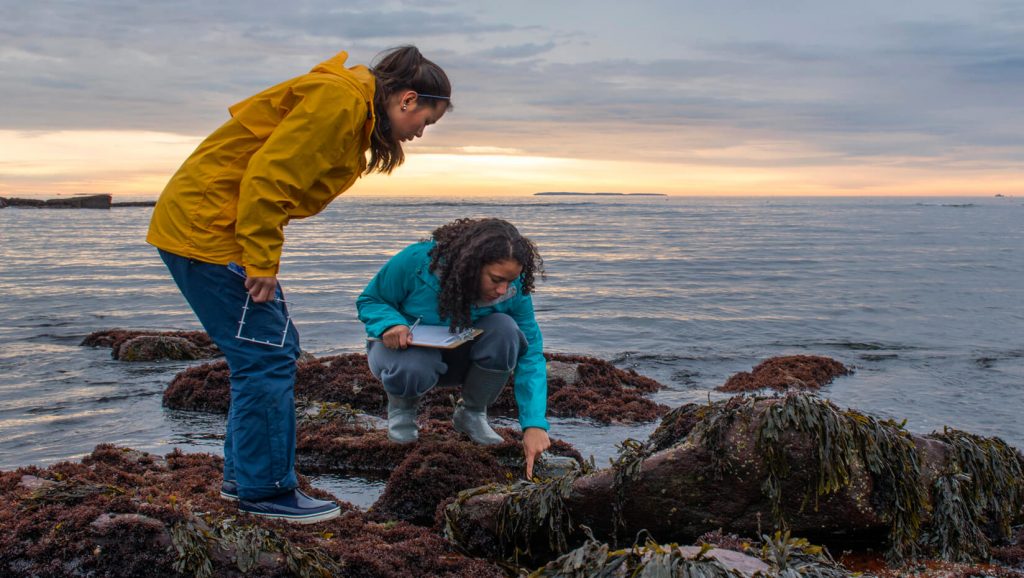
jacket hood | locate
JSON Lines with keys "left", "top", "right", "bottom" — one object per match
{"left": 311, "top": 51, "right": 374, "bottom": 99}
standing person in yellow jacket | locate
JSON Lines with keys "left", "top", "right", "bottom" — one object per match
{"left": 147, "top": 46, "right": 451, "bottom": 524}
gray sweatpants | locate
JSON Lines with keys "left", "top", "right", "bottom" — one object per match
{"left": 367, "top": 313, "right": 527, "bottom": 398}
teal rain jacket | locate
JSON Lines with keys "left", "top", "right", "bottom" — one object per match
{"left": 356, "top": 241, "right": 549, "bottom": 431}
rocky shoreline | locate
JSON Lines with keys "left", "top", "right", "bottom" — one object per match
{"left": 2, "top": 329, "right": 1022, "bottom": 577}
{"left": 0, "top": 194, "right": 156, "bottom": 209}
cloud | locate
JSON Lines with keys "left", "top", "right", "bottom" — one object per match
{"left": 2, "top": 0, "right": 1023, "bottom": 184}
{"left": 476, "top": 42, "right": 558, "bottom": 60}
{"left": 286, "top": 8, "right": 515, "bottom": 40}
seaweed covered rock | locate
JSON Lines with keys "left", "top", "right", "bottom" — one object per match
{"left": 116, "top": 336, "right": 207, "bottom": 362}
{"left": 164, "top": 352, "right": 669, "bottom": 424}
{"left": 0, "top": 445, "right": 502, "bottom": 577}
{"left": 293, "top": 408, "right": 584, "bottom": 526}
{"left": 539, "top": 353, "right": 668, "bottom": 422}
{"left": 82, "top": 329, "right": 220, "bottom": 361}
{"left": 718, "top": 355, "right": 851, "bottom": 393}
{"left": 373, "top": 432, "right": 584, "bottom": 527}
{"left": 162, "top": 360, "right": 232, "bottom": 413}
{"left": 164, "top": 353, "right": 384, "bottom": 414}
{"left": 525, "top": 532, "right": 868, "bottom": 578}
{"left": 443, "top": 393, "right": 1024, "bottom": 568}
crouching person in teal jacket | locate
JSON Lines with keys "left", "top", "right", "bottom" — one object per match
{"left": 356, "top": 218, "right": 551, "bottom": 477}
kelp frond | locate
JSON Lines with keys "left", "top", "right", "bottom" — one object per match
{"left": 922, "top": 427, "right": 1024, "bottom": 561}
{"left": 496, "top": 471, "right": 581, "bottom": 564}
{"left": 752, "top": 393, "right": 926, "bottom": 562}
{"left": 610, "top": 437, "right": 653, "bottom": 546}
{"left": 170, "top": 514, "right": 343, "bottom": 578}
{"left": 296, "top": 400, "right": 366, "bottom": 428}
{"left": 24, "top": 479, "right": 125, "bottom": 508}
{"left": 694, "top": 393, "right": 1024, "bottom": 565}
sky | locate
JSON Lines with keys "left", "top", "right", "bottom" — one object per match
{"left": 1, "top": 0, "right": 1022, "bottom": 197}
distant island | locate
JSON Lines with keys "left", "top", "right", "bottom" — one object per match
{"left": 0, "top": 194, "right": 155, "bottom": 209}
{"left": 534, "top": 192, "right": 667, "bottom": 196}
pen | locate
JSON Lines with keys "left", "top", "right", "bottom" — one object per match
{"left": 409, "top": 316, "right": 422, "bottom": 334}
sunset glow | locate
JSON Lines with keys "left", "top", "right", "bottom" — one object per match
{"left": 1, "top": 129, "right": 1019, "bottom": 198}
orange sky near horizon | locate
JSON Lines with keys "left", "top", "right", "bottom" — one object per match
{"left": 1, "top": 129, "right": 1020, "bottom": 199}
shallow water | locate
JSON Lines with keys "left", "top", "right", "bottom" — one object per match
{"left": 1, "top": 195, "right": 1021, "bottom": 505}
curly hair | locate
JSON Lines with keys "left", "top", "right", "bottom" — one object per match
{"left": 428, "top": 218, "right": 544, "bottom": 330}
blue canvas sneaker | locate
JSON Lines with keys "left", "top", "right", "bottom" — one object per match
{"left": 238, "top": 489, "right": 341, "bottom": 524}
{"left": 220, "top": 480, "right": 239, "bottom": 501}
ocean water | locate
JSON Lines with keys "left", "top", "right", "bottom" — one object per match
{"left": 1, "top": 195, "right": 1022, "bottom": 504}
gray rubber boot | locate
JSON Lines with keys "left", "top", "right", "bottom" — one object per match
{"left": 386, "top": 393, "right": 420, "bottom": 444}
{"left": 453, "top": 364, "right": 510, "bottom": 445}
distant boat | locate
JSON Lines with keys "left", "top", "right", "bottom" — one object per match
{"left": 994, "top": 193, "right": 1005, "bottom": 197}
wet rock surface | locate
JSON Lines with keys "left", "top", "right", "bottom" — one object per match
{"left": 717, "top": 354, "right": 852, "bottom": 392}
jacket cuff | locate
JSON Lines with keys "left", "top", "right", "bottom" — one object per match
{"left": 519, "top": 416, "right": 550, "bottom": 431}
{"left": 245, "top": 264, "right": 279, "bottom": 277}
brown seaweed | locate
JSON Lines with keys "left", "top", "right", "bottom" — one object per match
{"left": 718, "top": 355, "right": 852, "bottom": 393}
{"left": 0, "top": 445, "right": 503, "bottom": 577}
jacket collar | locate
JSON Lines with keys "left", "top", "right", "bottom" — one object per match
{"left": 310, "top": 51, "right": 376, "bottom": 139}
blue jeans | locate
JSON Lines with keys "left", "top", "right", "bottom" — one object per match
{"left": 367, "top": 313, "right": 527, "bottom": 398}
{"left": 159, "top": 249, "right": 300, "bottom": 500}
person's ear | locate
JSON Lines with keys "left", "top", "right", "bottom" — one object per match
{"left": 399, "top": 90, "right": 418, "bottom": 112}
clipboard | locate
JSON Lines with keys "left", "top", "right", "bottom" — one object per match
{"left": 369, "top": 324, "right": 483, "bottom": 349}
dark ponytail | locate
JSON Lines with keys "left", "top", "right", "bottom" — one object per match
{"left": 368, "top": 46, "right": 452, "bottom": 174}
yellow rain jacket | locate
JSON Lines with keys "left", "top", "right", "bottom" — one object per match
{"left": 147, "top": 51, "right": 376, "bottom": 276}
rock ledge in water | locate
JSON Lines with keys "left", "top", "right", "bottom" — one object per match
{"left": 163, "top": 352, "right": 669, "bottom": 424}
{"left": 0, "top": 194, "right": 112, "bottom": 209}
{"left": 718, "top": 355, "right": 851, "bottom": 392}
{"left": 82, "top": 329, "right": 220, "bottom": 361}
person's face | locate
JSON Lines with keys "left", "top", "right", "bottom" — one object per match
{"left": 386, "top": 91, "right": 446, "bottom": 143}
{"left": 479, "top": 259, "right": 523, "bottom": 302}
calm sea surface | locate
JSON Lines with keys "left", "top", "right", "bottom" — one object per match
{"left": 1, "top": 196, "right": 1021, "bottom": 504}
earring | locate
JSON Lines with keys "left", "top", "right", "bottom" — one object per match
{"left": 401, "top": 103, "right": 407, "bottom": 111}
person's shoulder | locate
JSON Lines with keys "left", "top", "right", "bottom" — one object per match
{"left": 289, "top": 69, "right": 370, "bottom": 114}
{"left": 391, "top": 240, "right": 434, "bottom": 263}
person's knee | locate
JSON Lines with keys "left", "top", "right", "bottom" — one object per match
{"left": 369, "top": 344, "right": 445, "bottom": 398}
{"left": 471, "top": 313, "right": 527, "bottom": 371}
{"left": 227, "top": 348, "right": 298, "bottom": 401}
{"left": 379, "top": 362, "right": 441, "bottom": 397}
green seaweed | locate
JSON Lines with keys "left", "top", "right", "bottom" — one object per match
{"left": 694, "top": 393, "right": 1024, "bottom": 565}
{"left": 921, "top": 472, "right": 988, "bottom": 562}
{"left": 607, "top": 437, "right": 654, "bottom": 548}
{"left": 24, "top": 479, "right": 125, "bottom": 508}
{"left": 753, "top": 394, "right": 926, "bottom": 562}
{"left": 927, "top": 427, "right": 1024, "bottom": 544}
{"left": 695, "top": 396, "right": 756, "bottom": 480}
{"left": 760, "top": 530, "right": 850, "bottom": 578}
{"left": 448, "top": 391, "right": 1024, "bottom": 571}
{"left": 296, "top": 400, "right": 366, "bottom": 428}
{"left": 528, "top": 529, "right": 857, "bottom": 577}
{"left": 170, "top": 517, "right": 215, "bottom": 578}
{"left": 529, "top": 537, "right": 736, "bottom": 578}
{"left": 922, "top": 427, "right": 1024, "bottom": 562}
{"left": 495, "top": 471, "right": 582, "bottom": 565}
{"left": 169, "top": 514, "right": 343, "bottom": 577}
